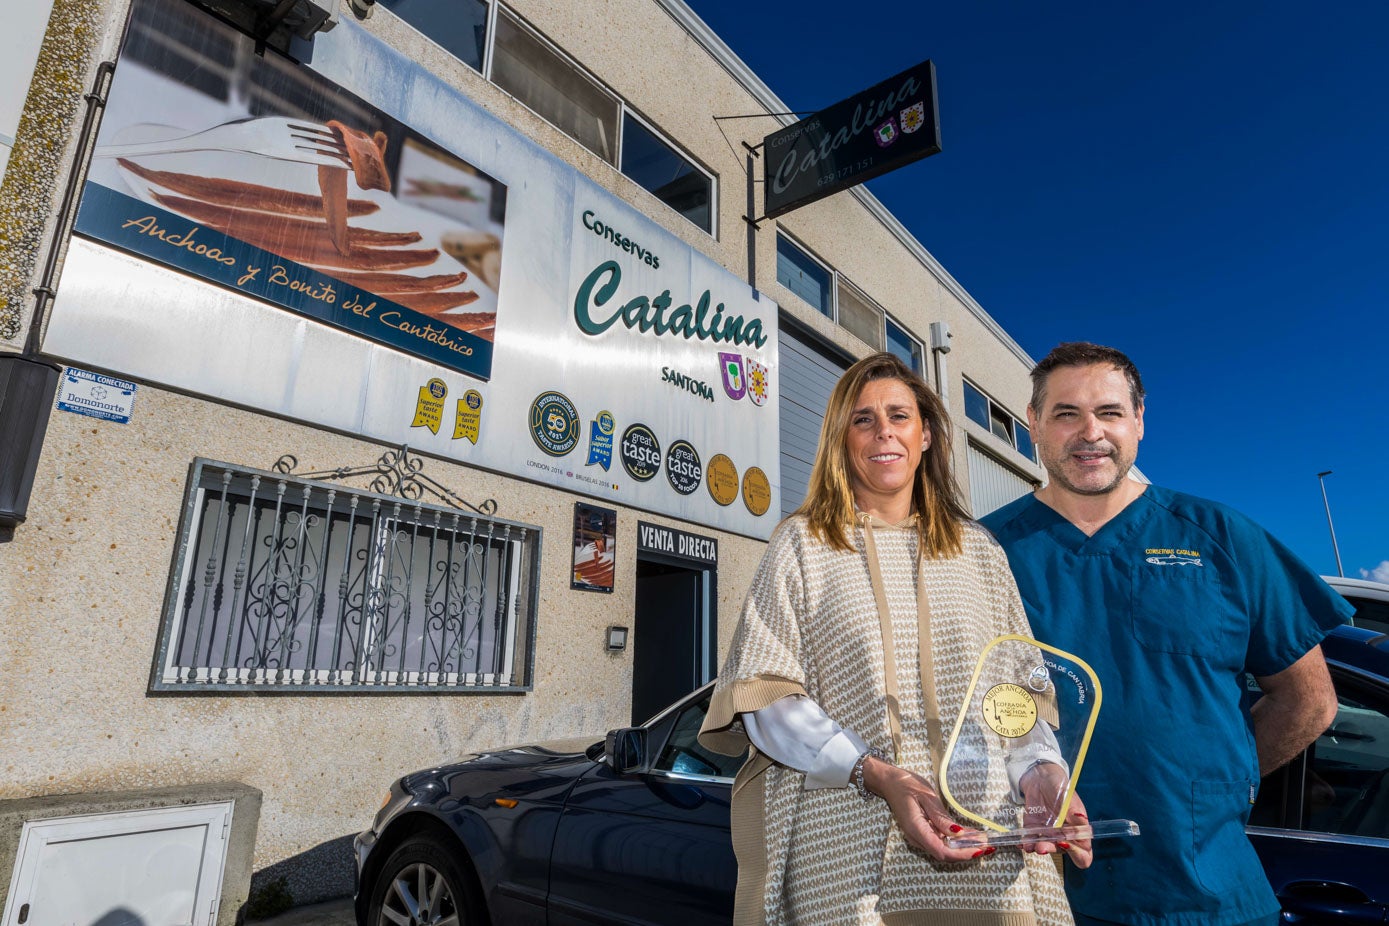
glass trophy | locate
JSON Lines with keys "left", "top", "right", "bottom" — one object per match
{"left": 939, "top": 634, "right": 1140, "bottom": 849}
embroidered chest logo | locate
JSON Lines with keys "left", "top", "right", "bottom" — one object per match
{"left": 1144, "top": 547, "right": 1203, "bottom": 567}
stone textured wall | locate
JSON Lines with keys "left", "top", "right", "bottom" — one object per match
{"left": 0, "top": 0, "right": 104, "bottom": 346}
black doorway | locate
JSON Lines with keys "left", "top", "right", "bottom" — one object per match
{"left": 631, "top": 558, "right": 714, "bottom": 724}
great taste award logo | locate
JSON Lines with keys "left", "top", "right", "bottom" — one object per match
{"left": 665, "top": 440, "right": 703, "bottom": 495}
{"left": 620, "top": 423, "right": 661, "bottom": 482}
{"left": 529, "top": 390, "right": 580, "bottom": 456}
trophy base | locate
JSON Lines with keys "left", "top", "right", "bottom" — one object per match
{"left": 946, "top": 819, "right": 1140, "bottom": 850}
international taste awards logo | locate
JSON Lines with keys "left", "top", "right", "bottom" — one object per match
{"left": 719, "top": 353, "right": 770, "bottom": 406}
{"left": 665, "top": 440, "right": 703, "bottom": 495}
{"left": 529, "top": 390, "right": 580, "bottom": 457}
{"left": 620, "top": 423, "right": 661, "bottom": 482}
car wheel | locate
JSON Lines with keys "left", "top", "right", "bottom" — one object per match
{"left": 368, "top": 837, "right": 480, "bottom": 926}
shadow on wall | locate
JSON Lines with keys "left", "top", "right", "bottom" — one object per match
{"left": 247, "top": 834, "right": 356, "bottom": 914}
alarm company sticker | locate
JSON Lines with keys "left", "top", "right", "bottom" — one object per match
{"left": 705, "top": 454, "right": 739, "bottom": 506}
{"left": 665, "top": 439, "right": 703, "bottom": 496}
{"left": 412, "top": 378, "right": 448, "bottom": 435}
{"left": 981, "top": 683, "right": 1038, "bottom": 738}
{"left": 741, "top": 466, "right": 771, "bottom": 516}
{"left": 620, "top": 422, "right": 661, "bottom": 482}
{"left": 529, "top": 390, "right": 580, "bottom": 457}
{"left": 586, "top": 410, "right": 616, "bottom": 471}
{"left": 453, "top": 389, "right": 483, "bottom": 443}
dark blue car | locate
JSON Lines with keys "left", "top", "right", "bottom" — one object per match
{"left": 354, "top": 625, "right": 1389, "bottom": 926}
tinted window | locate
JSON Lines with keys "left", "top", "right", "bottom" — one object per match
{"left": 1015, "top": 422, "right": 1035, "bottom": 462}
{"left": 885, "top": 317, "right": 922, "bottom": 374}
{"left": 378, "top": 0, "right": 489, "bottom": 72}
{"left": 776, "top": 235, "right": 831, "bottom": 316}
{"left": 621, "top": 114, "right": 712, "bottom": 232}
{"left": 963, "top": 380, "right": 990, "bottom": 431}
{"left": 654, "top": 695, "right": 745, "bottom": 779}
{"left": 1346, "top": 595, "right": 1389, "bottom": 636}
{"left": 1302, "top": 677, "right": 1389, "bottom": 837}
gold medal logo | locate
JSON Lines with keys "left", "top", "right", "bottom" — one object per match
{"left": 981, "top": 683, "right": 1038, "bottom": 738}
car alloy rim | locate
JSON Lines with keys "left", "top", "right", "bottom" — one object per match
{"left": 381, "top": 862, "right": 460, "bottom": 926}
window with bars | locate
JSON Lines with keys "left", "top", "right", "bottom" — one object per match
{"left": 153, "top": 459, "right": 540, "bottom": 693}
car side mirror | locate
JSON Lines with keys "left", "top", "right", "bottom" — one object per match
{"left": 604, "top": 727, "right": 647, "bottom": 774}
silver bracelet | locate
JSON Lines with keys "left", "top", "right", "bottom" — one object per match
{"left": 852, "top": 746, "right": 889, "bottom": 801}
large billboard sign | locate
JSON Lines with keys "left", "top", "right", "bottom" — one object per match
{"left": 762, "top": 60, "right": 940, "bottom": 220}
{"left": 49, "top": 0, "right": 779, "bottom": 538}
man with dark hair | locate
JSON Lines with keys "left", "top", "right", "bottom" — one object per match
{"left": 981, "top": 342, "right": 1348, "bottom": 926}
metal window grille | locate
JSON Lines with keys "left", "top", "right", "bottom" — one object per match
{"left": 153, "top": 459, "right": 540, "bottom": 693}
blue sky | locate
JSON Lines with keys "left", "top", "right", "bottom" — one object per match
{"left": 689, "top": 0, "right": 1388, "bottom": 580}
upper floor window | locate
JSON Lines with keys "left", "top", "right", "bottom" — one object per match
{"left": 835, "top": 280, "right": 884, "bottom": 351}
{"left": 383, "top": 4, "right": 717, "bottom": 234}
{"left": 776, "top": 234, "right": 833, "bottom": 316}
{"left": 885, "top": 316, "right": 924, "bottom": 374}
{"left": 621, "top": 112, "right": 714, "bottom": 234}
{"left": 963, "top": 379, "right": 1034, "bottom": 463}
{"left": 491, "top": 8, "right": 619, "bottom": 164}
{"left": 377, "top": 0, "right": 491, "bottom": 72}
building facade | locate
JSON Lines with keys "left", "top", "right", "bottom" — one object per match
{"left": 0, "top": 0, "right": 1046, "bottom": 908}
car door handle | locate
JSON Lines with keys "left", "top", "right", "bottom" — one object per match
{"left": 1280, "top": 880, "right": 1384, "bottom": 924}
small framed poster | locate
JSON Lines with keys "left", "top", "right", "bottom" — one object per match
{"left": 572, "top": 503, "right": 616, "bottom": 593}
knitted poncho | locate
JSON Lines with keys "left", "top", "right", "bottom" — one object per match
{"left": 699, "top": 515, "right": 1072, "bottom": 926}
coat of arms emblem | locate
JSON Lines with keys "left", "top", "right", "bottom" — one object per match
{"left": 900, "top": 101, "right": 925, "bottom": 134}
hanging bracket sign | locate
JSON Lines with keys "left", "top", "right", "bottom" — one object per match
{"left": 762, "top": 59, "right": 940, "bottom": 220}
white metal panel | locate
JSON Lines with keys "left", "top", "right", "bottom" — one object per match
{"left": 3, "top": 802, "right": 233, "bottom": 926}
{"left": 778, "top": 329, "right": 845, "bottom": 518}
{"left": 967, "top": 442, "right": 1035, "bottom": 519}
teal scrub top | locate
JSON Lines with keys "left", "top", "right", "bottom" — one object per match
{"left": 981, "top": 486, "right": 1350, "bottom": 926}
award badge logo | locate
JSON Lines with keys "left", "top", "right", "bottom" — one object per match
{"left": 528, "top": 390, "right": 580, "bottom": 457}
{"left": 586, "top": 410, "right": 616, "bottom": 471}
{"left": 741, "top": 466, "right": 771, "bottom": 516}
{"left": 665, "top": 439, "right": 703, "bottom": 495}
{"left": 874, "top": 117, "right": 899, "bottom": 147}
{"left": 453, "top": 389, "right": 483, "bottom": 443}
{"left": 705, "top": 454, "right": 739, "bottom": 506}
{"left": 412, "top": 378, "right": 448, "bottom": 435}
{"left": 745, "top": 357, "right": 769, "bottom": 407}
{"left": 900, "top": 101, "right": 925, "bottom": 134}
{"left": 620, "top": 423, "right": 661, "bottom": 482}
{"left": 718, "top": 352, "right": 746, "bottom": 400}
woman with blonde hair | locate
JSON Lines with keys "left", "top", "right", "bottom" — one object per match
{"left": 700, "top": 352, "right": 1088, "bottom": 925}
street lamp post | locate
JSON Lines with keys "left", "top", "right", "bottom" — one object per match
{"left": 1316, "top": 471, "right": 1345, "bottom": 578}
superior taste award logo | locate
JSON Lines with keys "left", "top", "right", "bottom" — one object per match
{"left": 454, "top": 389, "right": 483, "bottom": 443}
{"left": 412, "top": 378, "right": 447, "bottom": 434}
{"left": 587, "top": 410, "right": 616, "bottom": 471}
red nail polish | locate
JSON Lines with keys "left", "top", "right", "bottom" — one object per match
{"left": 949, "top": 824, "right": 963, "bottom": 833}
{"left": 971, "top": 848, "right": 987, "bottom": 858}
{"left": 1057, "top": 842, "right": 1071, "bottom": 850}
{"left": 985, "top": 846, "right": 997, "bottom": 856}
